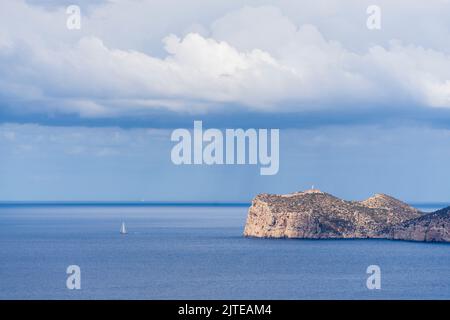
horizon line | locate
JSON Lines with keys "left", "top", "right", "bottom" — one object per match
{"left": 0, "top": 200, "right": 448, "bottom": 208}
{"left": 0, "top": 201, "right": 251, "bottom": 207}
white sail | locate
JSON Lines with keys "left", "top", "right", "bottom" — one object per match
{"left": 120, "top": 222, "right": 127, "bottom": 234}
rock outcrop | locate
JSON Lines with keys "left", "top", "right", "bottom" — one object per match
{"left": 381, "top": 207, "right": 450, "bottom": 242}
{"left": 243, "top": 189, "right": 449, "bottom": 242}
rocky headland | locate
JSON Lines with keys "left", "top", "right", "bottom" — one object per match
{"left": 243, "top": 189, "right": 449, "bottom": 242}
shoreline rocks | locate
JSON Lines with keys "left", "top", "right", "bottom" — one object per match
{"left": 381, "top": 207, "right": 450, "bottom": 242}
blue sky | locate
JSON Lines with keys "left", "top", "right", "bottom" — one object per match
{"left": 1, "top": 0, "right": 450, "bottom": 202}
{"left": 2, "top": 123, "right": 450, "bottom": 202}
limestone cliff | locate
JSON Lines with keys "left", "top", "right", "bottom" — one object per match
{"left": 243, "top": 189, "right": 449, "bottom": 242}
{"left": 381, "top": 206, "right": 450, "bottom": 242}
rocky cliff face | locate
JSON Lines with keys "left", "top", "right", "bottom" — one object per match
{"left": 381, "top": 207, "right": 450, "bottom": 242}
{"left": 243, "top": 189, "right": 449, "bottom": 242}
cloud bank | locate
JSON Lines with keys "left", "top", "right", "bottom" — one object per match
{"left": 1, "top": 0, "right": 450, "bottom": 120}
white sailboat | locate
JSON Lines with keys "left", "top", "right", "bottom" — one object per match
{"left": 120, "top": 222, "right": 127, "bottom": 234}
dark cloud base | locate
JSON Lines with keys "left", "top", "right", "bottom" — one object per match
{"left": 2, "top": 105, "right": 450, "bottom": 130}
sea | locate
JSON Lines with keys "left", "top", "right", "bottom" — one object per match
{"left": 0, "top": 203, "right": 449, "bottom": 300}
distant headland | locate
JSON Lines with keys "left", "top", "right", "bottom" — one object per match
{"left": 244, "top": 189, "right": 450, "bottom": 242}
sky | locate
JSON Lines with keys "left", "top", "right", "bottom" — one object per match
{"left": 1, "top": 0, "right": 450, "bottom": 202}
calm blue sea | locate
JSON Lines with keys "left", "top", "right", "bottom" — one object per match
{"left": 0, "top": 204, "right": 449, "bottom": 300}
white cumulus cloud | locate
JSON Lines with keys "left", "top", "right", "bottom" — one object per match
{"left": 1, "top": 0, "right": 450, "bottom": 118}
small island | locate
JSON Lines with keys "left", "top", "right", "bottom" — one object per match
{"left": 243, "top": 189, "right": 450, "bottom": 242}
